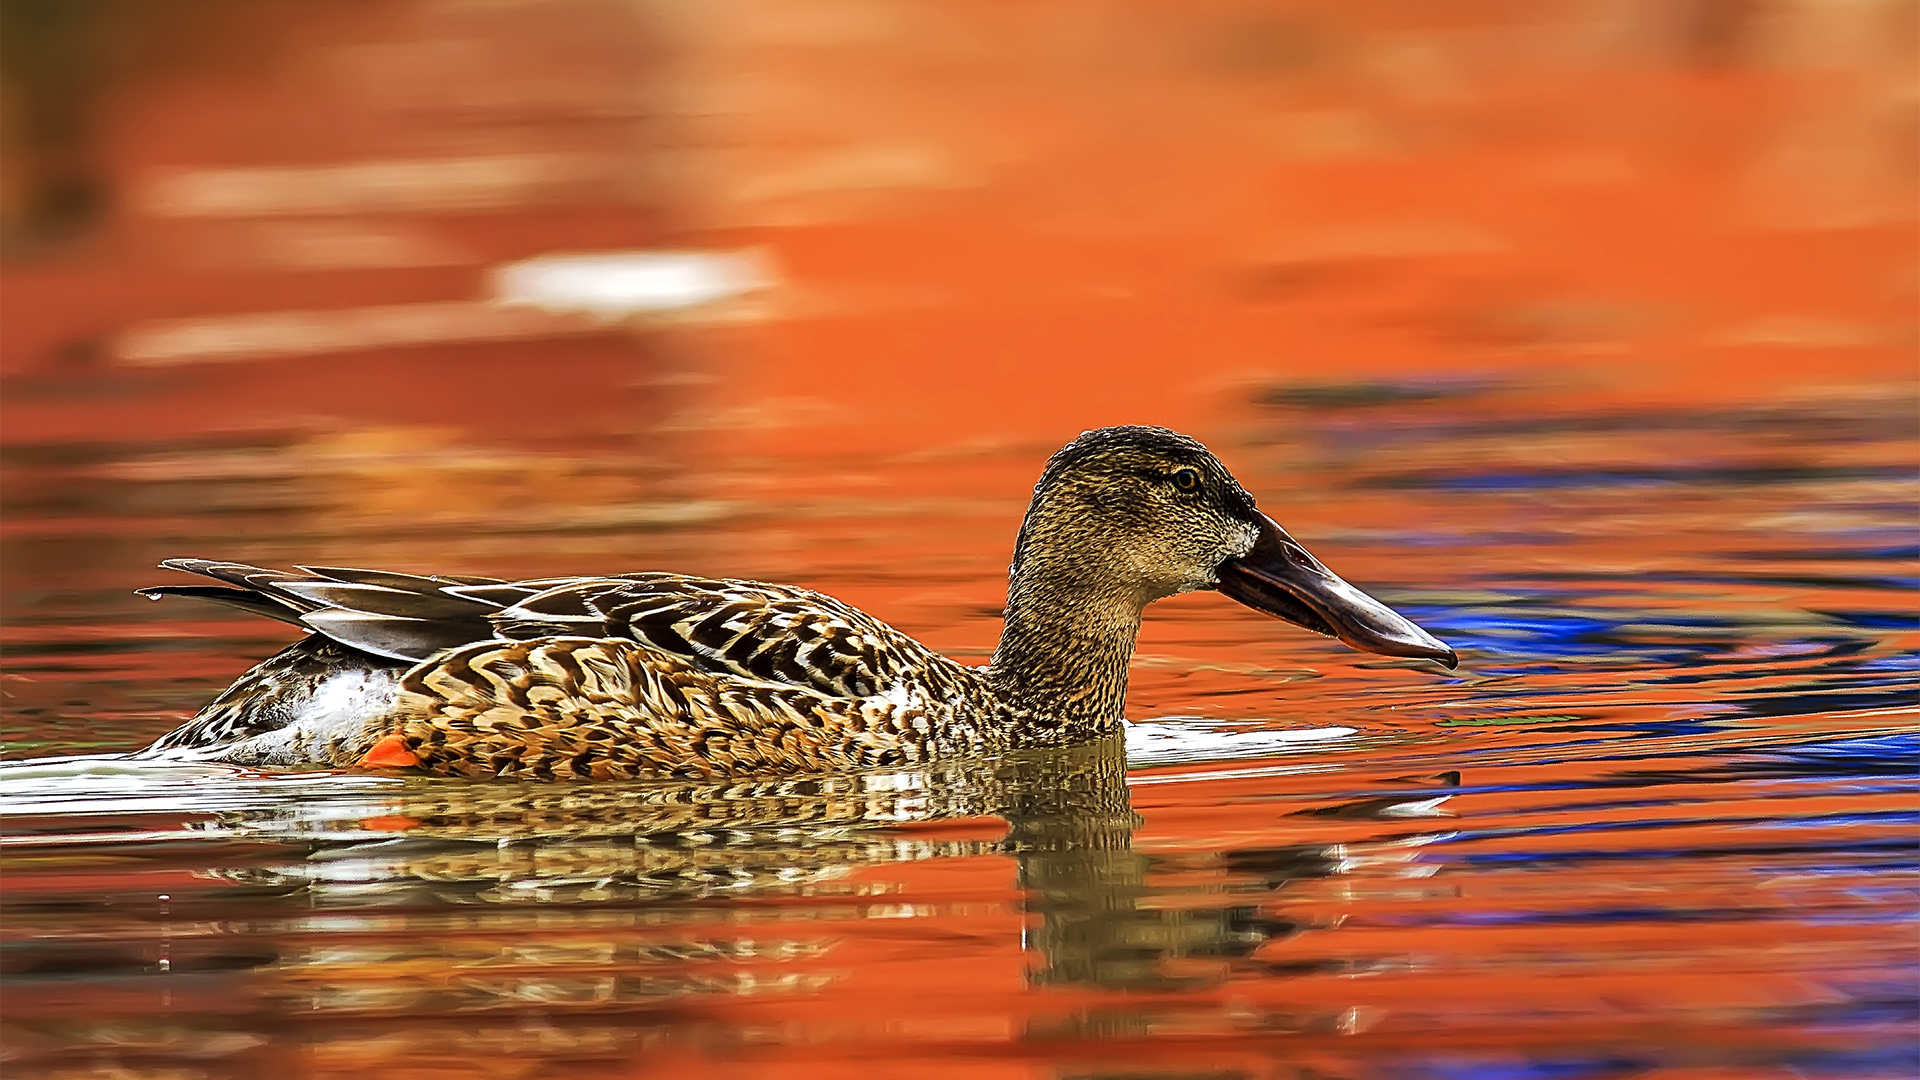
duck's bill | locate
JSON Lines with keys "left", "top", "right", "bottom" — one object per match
{"left": 1216, "top": 513, "right": 1458, "bottom": 669}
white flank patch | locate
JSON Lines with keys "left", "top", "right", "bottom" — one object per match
{"left": 874, "top": 682, "right": 927, "bottom": 710}
{"left": 151, "top": 669, "right": 403, "bottom": 765}
{"left": 296, "top": 670, "right": 403, "bottom": 734}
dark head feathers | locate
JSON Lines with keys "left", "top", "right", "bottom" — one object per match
{"left": 1009, "top": 426, "right": 1261, "bottom": 575}
{"left": 1036, "top": 426, "right": 1209, "bottom": 485}
{"left": 1033, "top": 426, "right": 1258, "bottom": 516}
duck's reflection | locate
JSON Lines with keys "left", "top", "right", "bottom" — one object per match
{"left": 191, "top": 734, "right": 1459, "bottom": 1015}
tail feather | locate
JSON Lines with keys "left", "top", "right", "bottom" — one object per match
{"left": 137, "top": 584, "right": 310, "bottom": 627}
{"left": 141, "top": 559, "right": 507, "bottom": 663}
{"left": 275, "top": 578, "right": 495, "bottom": 622}
{"left": 157, "top": 558, "right": 325, "bottom": 614}
{"left": 296, "top": 565, "right": 507, "bottom": 590}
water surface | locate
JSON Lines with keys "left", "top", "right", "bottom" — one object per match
{"left": 3, "top": 383, "right": 1915, "bottom": 1079}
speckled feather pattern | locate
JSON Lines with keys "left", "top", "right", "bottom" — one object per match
{"left": 390, "top": 636, "right": 996, "bottom": 780}
{"left": 487, "top": 574, "right": 979, "bottom": 702}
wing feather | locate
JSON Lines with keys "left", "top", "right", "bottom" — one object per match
{"left": 144, "top": 562, "right": 974, "bottom": 699}
{"left": 492, "top": 574, "right": 971, "bottom": 700}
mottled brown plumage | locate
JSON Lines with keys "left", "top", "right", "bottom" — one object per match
{"left": 136, "top": 426, "right": 1455, "bottom": 779}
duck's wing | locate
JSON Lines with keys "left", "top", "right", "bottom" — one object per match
{"left": 144, "top": 562, "right": 970, "bottom": 700}
{"left": 141, "top": 559, "right": 522, "bottom": 662}
{"left": 482, "top": 573, "right": 967, "bottom": 700}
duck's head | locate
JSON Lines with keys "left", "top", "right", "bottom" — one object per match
{"left": 1011, "top": 425, "right": 1456, "bottom": 667}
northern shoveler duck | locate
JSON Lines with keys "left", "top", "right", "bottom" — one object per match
{"left": 134, "top": 426, "right": 1455, "bottom": 779}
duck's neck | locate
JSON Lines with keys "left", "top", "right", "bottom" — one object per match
{"left": 987, "top": 563, "right": 1143, "bottom": 744}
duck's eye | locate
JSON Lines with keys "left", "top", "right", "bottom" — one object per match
{"left": 1171, "top": 468, "right": 1202, "bottom": 492}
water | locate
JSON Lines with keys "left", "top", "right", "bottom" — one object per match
{"left": 3, "top": 381, "right": 1915, "bottom": 1078}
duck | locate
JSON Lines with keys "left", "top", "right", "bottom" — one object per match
{"left": 133, "top": 426, "right": 1455, "bottom": 780}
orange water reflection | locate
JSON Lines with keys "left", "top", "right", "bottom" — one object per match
{"left": 6, "top": 714, "right": 1914, "bottom": 1077}
{"left": 3, "top": 2, "right": 1917, "bottom": 1078}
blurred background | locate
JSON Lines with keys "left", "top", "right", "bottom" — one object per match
{"left": 3, "top": 0, "right": 1915, "bottom": 749}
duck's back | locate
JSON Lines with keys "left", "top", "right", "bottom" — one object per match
{"left": 489, "top": 573, "right": 972, "bottom": 701}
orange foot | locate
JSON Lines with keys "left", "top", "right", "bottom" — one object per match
{"left": 356, "top": 733, "right": 422, "bottom": 769}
